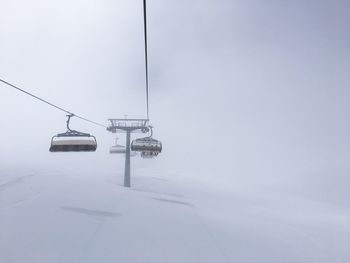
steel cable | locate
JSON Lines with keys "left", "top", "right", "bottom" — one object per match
{"left": 0, "top": 78, "right": 107, "bottom": 128}
{"left": 143, "top": 0, "right": 150, "bottom": 120}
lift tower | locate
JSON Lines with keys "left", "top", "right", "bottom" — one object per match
{"left": 107, "top": 118, "right": 149, "bottom": 187}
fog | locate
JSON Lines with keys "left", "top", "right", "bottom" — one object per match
{"left": 1, "top": 0, "right": 350, "bottom": 202}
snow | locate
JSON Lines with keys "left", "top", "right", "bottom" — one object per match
{"left": 1, "top": 165, "right": 349, "bottom": 263}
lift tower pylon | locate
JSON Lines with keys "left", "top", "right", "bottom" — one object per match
{"left": 107, "top": 118, "right": 149, "bottom": 187}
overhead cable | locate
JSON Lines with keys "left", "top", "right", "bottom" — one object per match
{"left": 0, "top": 78, "right": 107, "bottom": 128}
{"left": 143, "top": 0, "right": 150, "bottom": 120}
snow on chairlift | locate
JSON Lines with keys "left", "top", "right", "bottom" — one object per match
{"left": 109, "top": 137, "right": 138, "bottom": 156}
{"left": 131, "top": 126, "right": 162, "bottom": 158}
{"left": 49, "top": 114, "right": 97, "bottom": 152}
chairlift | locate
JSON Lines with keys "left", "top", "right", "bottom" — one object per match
{"left": 109, "top": 137, "right": 126, "bottom": 154}
{"left": 49, "top": 114, "right": 97, "bottom": 152}
{"left": 110, "top": 137, "right": 137, "bottom": 156}
{"left": 131, "top": 126, "right": 162, "bottom": 158}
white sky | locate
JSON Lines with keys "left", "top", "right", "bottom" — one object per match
{"left": 0, "top": 0, "right": 349, "bottom": 199}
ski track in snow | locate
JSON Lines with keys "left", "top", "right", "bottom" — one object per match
{"left": 60, "top": 206, "right": 120, "bottom": 218}
{"left": 132, "top": 187, "right": 185, "bottom": 198}
{"left": 152, "top": 197, "right": 193, "bottom": 207}
{"left": 0, "top": 191, "right": 42, "bottom": 210}
{"left": 0, "top": 174, "right": 41, "bottom": 210}
{"left": 0, "top": 174, "right": 35, "bottom": 192}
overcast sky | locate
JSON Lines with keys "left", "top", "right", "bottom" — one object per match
{"left": 0, "top": 0, "right": 349, "bottom": 201}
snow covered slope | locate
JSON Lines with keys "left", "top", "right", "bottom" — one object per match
{"left": 1, "top": 166, "right": 349, "bottom": 263}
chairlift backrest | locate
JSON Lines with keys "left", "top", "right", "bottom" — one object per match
{"left": 109, "top": 144, "right": 126, "bottom": 154}
{"left": 49, "top": 114, "right": 97, "bottom": 152}
{"left": 131, "top": 137, "right": 162, "bottom": 153}
{"left": 50, "top": 133, "right": 97, "bottom": 152}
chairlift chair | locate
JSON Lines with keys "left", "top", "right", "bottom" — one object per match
{"left": 109, "top": 137, "right": 126, "bottom": 154}
{"left": 110, "top": 137, "right": 137, "bottom": 156}
{"left": 49, "top": 114, "right": 97, "bottom": 152}
{"left": 131, "top": 137, "right": 162, "bottom": 152}
{"left": 131, "top": 126, "right": 162, "bottom": 158}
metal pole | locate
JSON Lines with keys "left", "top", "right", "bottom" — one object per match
{"left": 124, "top": 130, "right": 131, "bottom": 187}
